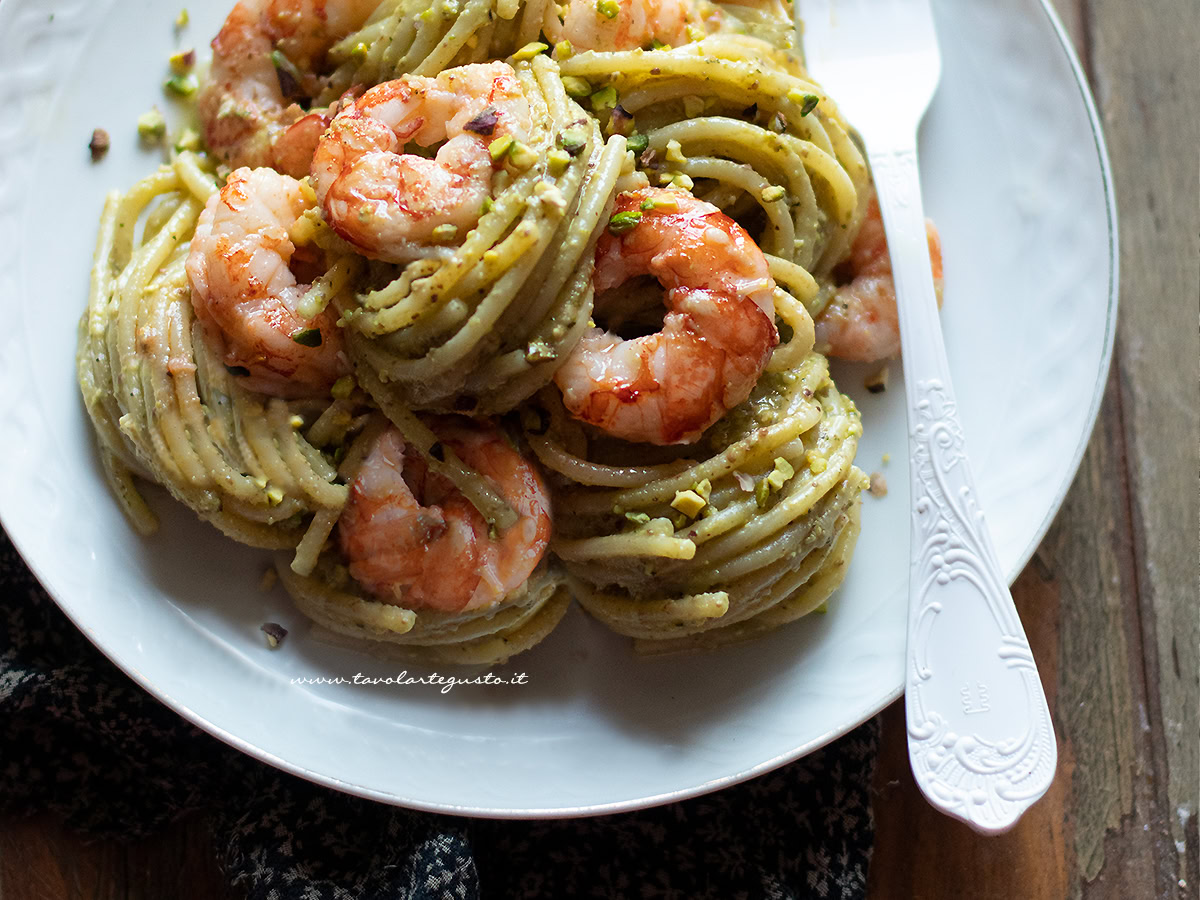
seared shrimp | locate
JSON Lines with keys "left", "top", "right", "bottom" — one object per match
{"left": 197, "top": 0, "right": 379, "bottom": 176}
{"left": 311, "top": 63, "right": 532, "bottom": 261}
{"left": 338, "top": 420, "right": 552, "bottom": 612}
{"left": 815, "top": 196, "right": 944, "bottom": 363}
{"left": 554, "top": 188, "right": 778, "bottom": 445}
{"left": 549, "top": 0, "right": 697, "bottom": 51}
{"left": 186, "top": 167, "right": 349, "bottom": 398}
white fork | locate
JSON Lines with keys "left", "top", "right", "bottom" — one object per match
{"left": 799, "top": 0, "right": 1057, "bottom": 834}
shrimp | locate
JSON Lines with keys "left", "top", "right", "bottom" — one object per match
{"left": 338, "top": 419, "right": 552, "bottom": 613}
{"left": 549, "top": 0, "right": 697, "bottom": 51}
{"left": 186, "top": 167, "right": 349, "bottom": 398}
{"left": 814, "top": 196, "right": 944, "bottom": 363}
{"left": 310, "top": 63, "right": 532, "bottom": 261}
{"left": 197, "top": 0, "right": 379, "bottom": 176}
{"left": 554, "top": 188, "right": 779, "bottom": 446}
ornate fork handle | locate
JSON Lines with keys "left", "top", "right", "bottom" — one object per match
{"left": 870, "top": 140, "right": 1058, "bottom": 834}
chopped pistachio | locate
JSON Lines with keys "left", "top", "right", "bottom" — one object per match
{"left": 682, "top": 95, "right": 704, "bottom": 118}
{"left": 547, "top": 148, "right": 572, "bottom": 176}
{"left": 805, "top": 450, "right": 827, "bottom": 474}
{"left": 760, "top": 185, "right": 786, "bottom": 203}
{"left": 554, "top": 40, "right": 573, "bottom": 59}
{"left": 260, "top": 621, "right": 287, "bottom": 647}
{"left": 626, "top": 132, "right": 649, "bottom": 154}
{"left": 671, "top": 512, "right": 690, "bottom": 530}
{"left": 639, "top": 194, "right": 678, "bottom": 212}
{"left": 291, "top": 327, "right": 322, "bottom": 347}
{"left": 664, "top": 139, "right": 687, "bottom": 165}
{"left": 88, "top": 128, "right": 110, "bottom": 162}
{"left": 596, "top": 0, "right": 619, "bottom": 19}
{"left": 864, "top": 365, "right": 890, "bottom": 393}
{"left": 350, "top": 41, "right": 369, "bottom": 63}
{"left": 265, "top": 485, "right": 285, "bottom": 505}
{"left": 175, "top": 8, "right": 189, "bottom": 27}
{"left": 685, "top": 24, "right": 705, "bottom": 41}
{"left": 799, "top": 93, "right": 820, "bottom": 116}
{"left": 558, "top": 125, "right": 588, "bottom": 156}
{"left": 692, "top": 478, "right": 712, "bottom": 502}
{"left": 331, "top": 375, "right": 356, "bottom": 399}
{"left": 607, "top": 104, "right": 634, "bottom": 136}
{"left": 562, "top": 76, "right": 592, "bottom": 98}
{"left": 507, "top": 139, "right": 537, "bottom": 170}
{"left": 431, "top": 223, "right": 459, "bottom": 243}
{"left": 608, "top": 210, "right": 642, "bottom": 234}
{"left": 463, "top": 106, "right": 499, "bottom": 136}
{"left": 868, "top": 472, "right": 888, "bottom": 497}
{"left": 525, "top": 339, "right": 557, "bottom": 363}
{"left": 650, "top": 37, "right": 670, "bottom": 50}
{"left": 169, "top": 49, "right": 195, "bottom": 74}
{"left": 480, "top": 196, "right": 494, "bottom": 214}
{"left": 664, "top": 172, "right": 694, "bottom": 190}
{"left": 164, "top": 73, "right": 198, "bottom": 97}
{"left": 755, "top": 478, "right": 770, "bottom": 508}
{"left": 511, "top": 41, "right": 548, "bottom": 61}
{"left": 137, "top": 108, "right": 167, "bottom": 141}
{"left": 766, "top": 456, "right": 796, "bottom": 490}
{"left": 271, "top": 49, "right": 304, "bottom": 100}
{"left": 252, "top": 474, "right": 269, "bottom": 490}
{"left": 173, "top": 126, "right": 202, "bottom": 152}
{"left": 590, "top": 85, "right": 618, "bottom": 113}
{"left": 671, "top": 489, "right": 706, "bottom": 518}
{"left": 488, "top": 134, "right": 515, "bottom": 161}
{"left": 533, "top": 180, "right": 568, "bottom": 210}
{"left": 624, "top": 510, "right": 651, "bottom": 525}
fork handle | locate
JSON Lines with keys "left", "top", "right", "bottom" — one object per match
{"left": 868, "top": 140, "right": 1057, "bottom": 834}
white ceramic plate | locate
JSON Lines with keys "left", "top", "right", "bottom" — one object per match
{"left": 0, "top": 0, "right": 1114, "bottom": 816}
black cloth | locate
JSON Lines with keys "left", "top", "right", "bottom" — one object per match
{"left": 0, "top": 527, "right": 879, "bottom": 899}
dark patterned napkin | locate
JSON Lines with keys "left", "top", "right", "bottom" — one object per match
{"left": 0, "top": 526, "right": 879, "bottom": 899}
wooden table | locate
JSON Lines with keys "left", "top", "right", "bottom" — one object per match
{"left": 1, "top": 1, "right": 1195, "bottom": 897}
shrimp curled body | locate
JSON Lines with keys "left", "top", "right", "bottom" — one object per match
{"left": 338, "top": 420, "right": 552, "bottom": 613}
{"left": 186, "top": 167, "right": 349, "bottom": 398}
{"left": 197, "top": 0, "right": 379, "bottom": 177}
{"left": 554, "top": 188, "right": 779, "bottom": 446}
{"left": 311, "top": 63, "right": 532, "bottom": 262}
{"left": 815, "top": 197, "right": 944, "bottom": 363}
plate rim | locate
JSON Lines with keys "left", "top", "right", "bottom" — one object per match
{"left": 0, "top": 0, "right": 1117, "bottom": 818}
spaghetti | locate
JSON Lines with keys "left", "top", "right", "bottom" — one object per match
{"left": 78, "top": 0, "right": 886, "bottom": 662}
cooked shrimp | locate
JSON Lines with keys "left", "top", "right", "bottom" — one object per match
{"left": 549, "top": 0, "right": 697, "bottom": 51}
{"left": 338, "top": 419, "right": 552, "bottom": 613}
{"left": 815, "top": 196, "right": 944, "bottom": 363}
{"left": 310, "top": 63, "right": 532, "bottom": 261}
{"left": 186, "top": 167, "right": 349, "bottom": 398}
{"left": 197, "top": 0, "right": 379, "bottom": 176}
{"left": 554, "top": 188, "right": 778, "bottom": 445}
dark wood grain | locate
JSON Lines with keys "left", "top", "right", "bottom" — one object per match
{"left": 869, "top": 0, "right": 1198, "bottom": 897}
{"left": 0, "top": 817, "right": 239, "bottom": 900}
{"left": 1091, "top": 0, "right": 1200, "bottom": 893}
